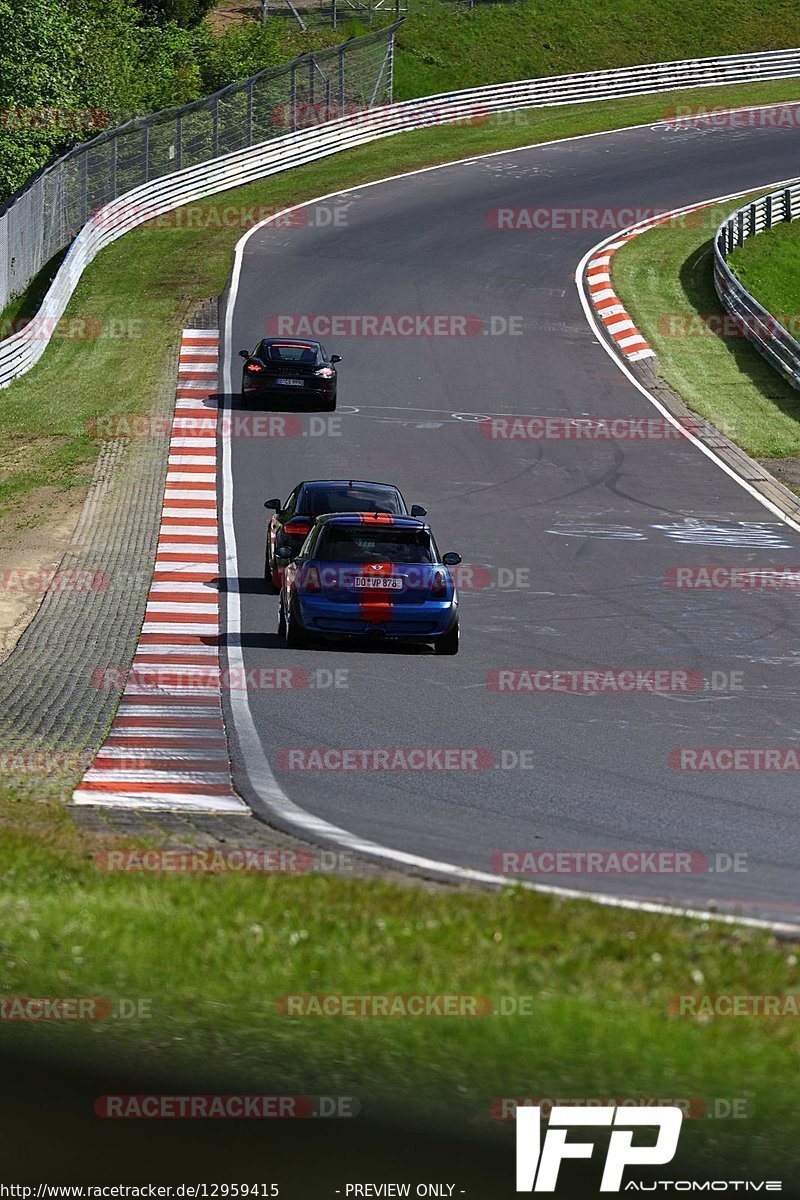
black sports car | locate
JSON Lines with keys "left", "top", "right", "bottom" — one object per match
{"left": 239, "top": 338, "right": 340, "bottom": 409}
{"left": 264, "top": 479, "right": 427, "bottom": 588}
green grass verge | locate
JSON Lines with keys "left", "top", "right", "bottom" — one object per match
{"left": 4, "top": 78, "right": 800, "bottom": 525}
{"left": 0, "top": 798, "right": 799, "bottom": 1173}
{"left": 263, "top": 0, "right": 800, "bottom": 102}
{"left": 728, "top": 215, "right": 800, "bottom": 323}
{"left": 612, "top": 196, "right": 800, "bottom": 459}
{"left": 391, "top": 0, "right": 800, "bottom": 99}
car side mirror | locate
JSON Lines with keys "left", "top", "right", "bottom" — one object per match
{"left": 442, "top": 552, "right": 462, "bottom": 566}
{"left": 276, "top": 546, "right": 294, "bottom": 561}
{"left": 264, "top": 498, "right": 281, "bottom": 511}
{"left": 238, "top": 349, "right": 250, "bottom": 359}
{"left": 410, "top": 505, "right": 427, "bottom": 517}
{"left": 329, "top": 354, "right": 342, "bottom": 364}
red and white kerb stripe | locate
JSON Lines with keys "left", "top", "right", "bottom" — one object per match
{"left": 585, "top": 237, "right": 655, "bottom": 362}
{"left": 585, "top": 203, "right": 710, "bottom": 362}
{"left": 73, "top": 330, "right": 246, "bottom": 812}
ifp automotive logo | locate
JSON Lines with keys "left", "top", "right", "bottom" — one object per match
{"left": 516, "top": 1105, "right": 682, "bottom": 1191}
{"left": 515, "top": 1106, "right": 782, "bottom": 1192}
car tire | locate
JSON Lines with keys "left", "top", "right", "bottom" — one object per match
{"left": 265, "top": 540, "right": 283, "bottom": 590}
{"left": 285, "top": 599, "right": 308, "bottom": 649}
{"left": 321, "top": 396, "right": 336, "bottom": 412}
{"left": 434, "top": 619, "right": 459, "bottom": 656}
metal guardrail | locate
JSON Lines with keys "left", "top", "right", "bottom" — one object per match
{"left": 5, "top": 45, "right": 800, "bottom": 388}
{"left": 714, "top": 183, "right": 800, "bottom": 388}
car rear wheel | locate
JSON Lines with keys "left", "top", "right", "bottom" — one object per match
{"left": 285, "top": 599, "right": 308, "bottom": 649}
{"left": 266, "top": 541, "right": 282, "bottom": 590}
{"left": 434, "top": 620, "right": 459, "bottom": 656}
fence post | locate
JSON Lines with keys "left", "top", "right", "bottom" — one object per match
{"left": 81, "top": 149, "right": 89, "bottom": 222}
{"left": 212, "top": 96, "right": 219, "bottom": 156}
{"left": 332, "top": 0, "right": 337, "bottom": 30}
{"left": 338, "top": 45, "right": 346, "bottom": 115}
{"left": 309, "top": 57, "right": 316, "bottom": 115}
{"left": 784, "top": 189, "right": 793, "bottom": 222}
{"left": 176, "top": 114, "right": 183, "bottom": 170}
{"left": 143, "top": 124, "right": 150, "bottom": 184}
{"left": 110, "top": 136, "right": 117, "bottom": 198}
{"left": 765, "top": 193, "right": 772, "bottom": 229}
{"left": 387, "top": 28, "right": 395, "bottom": 102}
{"left": 246, "top": 79, "right": 253, "bottom": 144}
{"left": 291, "top": 63, "right": 298, "bottom": 131}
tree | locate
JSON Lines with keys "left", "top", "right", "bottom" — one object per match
{"left": 137, "top": 0, "right": 216, "bottom": 30}
{"left": 0, "top": 0, "right": 82, "bottom": 198}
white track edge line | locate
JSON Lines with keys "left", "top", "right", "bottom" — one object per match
{"left": 219, "top": 131, "right": 800, "bottom": 935}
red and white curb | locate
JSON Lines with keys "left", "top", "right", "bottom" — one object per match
{"left": 73, "top": 330, "right": 246, "bottom": 813}
{"left": 585, "top": 236, "right": 656, "bottom": 362}
{"left": 585, "top": 203, "right": 713, "bottom": 363}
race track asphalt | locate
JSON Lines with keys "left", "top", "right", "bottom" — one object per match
{"left": 219, "top": 112, "right": 800, "bottom": 924}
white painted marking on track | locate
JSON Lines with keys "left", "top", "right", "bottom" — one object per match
{"left": 219, "top": 137, "right": 800, "bottom": 932}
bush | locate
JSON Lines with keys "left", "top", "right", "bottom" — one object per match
{"left": 138, "top": 0, "right": 216, "bottom": 29}
{"left": 0, "top": 0, "right": 81, "bottom": 198}
{"left": 196, "top": 23, "right": 282, "bottom": 94}
{"left": 0, "top": 0, "right": 208, "bottom": 201}
{"left": 0, "top": 0, "right": 290, "bottom": 203}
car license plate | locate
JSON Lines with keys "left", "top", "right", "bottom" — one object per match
{"left": 276, "top": 377, "right": 304, "bottom": 387}
{"left": 353, "top": 576, "right": 403, "bottom": 590}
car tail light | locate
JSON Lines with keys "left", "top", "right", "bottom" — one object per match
{"left": 301, "top": 565, "right": 322, "bottom": 593}
{"left": 431, "top": 569, "right": 447, "bottom": 598}
{"left": 246, "top": 361, "right": 263, "bottom": 372}
{"left": 313, "top": 366, "right": 335, "bottom": 378}
{"left": 284, "top": 518, "right": 311, "bottom": 535}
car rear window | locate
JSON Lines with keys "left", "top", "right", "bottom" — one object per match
{"left": 262, "top": 343, "right": 317, "bottom": 364}
{"left": 302, "top": 488, "right": 404, "bottom": 517}
{"left": 315, "top": 527, "right": 433, "bottom": 564}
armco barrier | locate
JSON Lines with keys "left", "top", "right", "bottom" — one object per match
{"left": 4, "top": 45, "right": 800, "bottom": 388}
{"left": 714, "top": 183, "right": 800, "bottom": 388}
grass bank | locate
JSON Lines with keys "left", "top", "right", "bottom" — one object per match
{"left": 728, "top": 214, "right": 800, "bottom": 321}
{"left": 0, "top": 793, "right": 798, "bottom": 1176}
{"left": 391, "top": 0, "right": 800, "bottom": 99}
{"left": 258, "top": 0, "right": 800, "bottom": 100}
